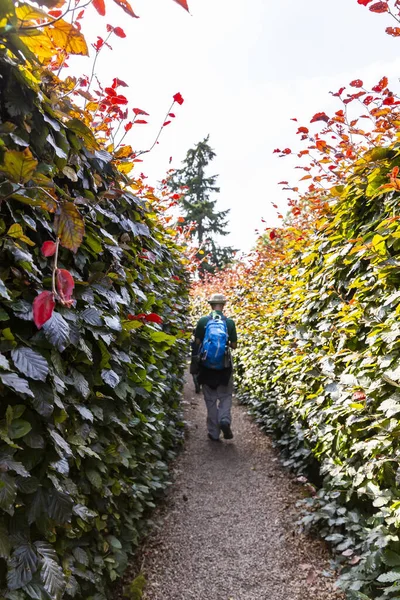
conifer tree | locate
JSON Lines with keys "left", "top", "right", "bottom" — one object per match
{"left": 170, "top": 135, "right": 236, "bottom": 273}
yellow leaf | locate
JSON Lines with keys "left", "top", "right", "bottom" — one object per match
{"left": 54, "top": 202, "right": 85, "bottom": 253}
{"left": 7, "top": 224, "right": 35, "bottom": 246}
{"left": 114, "top": 145, "right": 134, "bottom": 159}
{"left": 0, "top": 149, "right": 38, "bottom": 183}
{"left": 7, "top": 224, "right": 24, "bottom": 238}
{"left": 45, "top": 19, "right": 88, "bottom": 56}
{"left": 16, "top": 3, "right": 49, "bottom": 22}
{"left": 116, "top": 162, "right": 134, "bottom": 174}
{"left": 19, "top": 32, "right": 55, "bottom": 60}
{"left": 372, "top": 234, "right": 386, "bottom": 256}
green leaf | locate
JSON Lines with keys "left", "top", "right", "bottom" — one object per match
{"left": 0, "top": 473, "right": 17, "bottom": 511}
{"left": 148, "top": 331, "right": 176, "bottom": 346}
{"left": 123, "top": 320, "right": 143, "bottom": 331}
{"left": 47, "top": 490, "right": 72, "bottom": 524}
{"left": 7, "top": 544, "right": 38, "bottom": 590}
{"left": 9, "top": 419, "right": 32, "bottom": 439}
{"left": 0, "top": 279, "right": 11, "bottom": 300}
{"left": 71, "top": 369, "right": 90, "bottom": 399}
{"left": 0, "top": 451, "right": 29, "bottom": 476}
{"left": 86, "top": 469, "right": 102, "bottom": 489}
{"left": 101, "top": 369, "right": 120, "bottom": 388}
{"left": 66, "top": 119, "right": 97, "bottom": 150}
{"left": 42, "top": 313, "right": 70, "bottom": 352}
{"left": 72, "top": 547, "right": 89, "bottom": 566}
{"left": 11, "top": 347, "right": 49, "bottom": 381}
{"left": 35, "top": 542, "right": 65, "bottom": 600}
{"left": 49, "top": 430, "right": 72, "bottom": 458}
{"left": 80, "top": 307, "right": 103, "bottom": 326}
{"left": 54, "top": 202, "right": 85, "bottom": 253}
{"left": 107, "top": 535, "right": 122, "bottom": 549}
{"left": 29, "top": 383, "right": 54, "bottom": 417}
{"left": 377, "top": 570, "right": 400, "bottom": 583}
{"left": 383, "top": 550, "right": 400, "bottom": 567}
{"left": 0, "top": 521, "right": 10, "bottom": 558}
{"left": 0, "top": 372, "right": 33, "bottom": 397}
{"left": 0, "top": 353, "right": 11, "bottom": 370}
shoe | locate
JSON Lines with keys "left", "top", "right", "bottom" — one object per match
{"left": 207, "top": 433, "right": 220, "bottom": 442}
{"left": 220, "top": 421, "right": 233, "bottom": 440}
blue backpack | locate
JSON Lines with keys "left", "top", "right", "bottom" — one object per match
{"left": 200, "top": 313, "right": 229, "bottom": 370}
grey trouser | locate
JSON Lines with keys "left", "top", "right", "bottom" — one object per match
{"left": 203, "top": 377, "right": 233, "bottom": 439}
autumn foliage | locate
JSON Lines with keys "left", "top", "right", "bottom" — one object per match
{"left": 0, "top": 0, "right": 190, "bottom": 598}
{"left": 192, "top": 56, "right": 400, "bottom": 599}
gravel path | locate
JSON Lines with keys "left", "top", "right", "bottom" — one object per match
{"left": 133, "top": 375, "right": 343, "bottom": 600}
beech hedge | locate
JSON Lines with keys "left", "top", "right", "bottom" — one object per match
{"left": 0, "top": 15, "right": 189, "bottom": 600}
{"left": 193, "top": 145, "right": 400, "bottom": 599}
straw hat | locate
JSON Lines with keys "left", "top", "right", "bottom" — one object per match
{"left": 208, "top": 293, "right": 227, "bottom": 305}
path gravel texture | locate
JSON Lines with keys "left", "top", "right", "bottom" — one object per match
{"left": 133, "top": 375, "right": 343, "bottom": 600}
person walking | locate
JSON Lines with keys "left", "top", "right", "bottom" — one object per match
{"left": 194, "top": 293, "right": 237, "bottom": 441}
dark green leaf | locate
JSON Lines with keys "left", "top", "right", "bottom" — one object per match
{"left": 0, "top": 373, "right": 33, "bottom": 397}
{"left": 42, "top": 313, "right": 70, "bottom": 352}
{"left": 11, "top": 347, "right": 49, "bottom": 382}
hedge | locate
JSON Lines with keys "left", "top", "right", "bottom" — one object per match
{"left": 0, "top": 3, "right": 189, "bottom": 599}
{"left": 193, "top": 143, "right": 400, "bottom": 599}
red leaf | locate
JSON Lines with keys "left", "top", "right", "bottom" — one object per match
{"left": 113, "top": 26, "right": 126, "bottom": 37}
{"left": 163, "top": 121, "right": 171, "bottom": 126}
{"left": 145, "top": 313, "right": 163, "bottom": 324}
{"left": 297, "top": 126, "right": 309, "bottom": 134}
{"left": 93, "top": 37, "right": 104, "bottom": 51}
{"left": 124, "top": 122, "right": 133, "bottom": 132}
{"left": 111, "top": 95, "right": 128, "bottom": 105}
{"left": 363, "top": 95, "right": 374, "bottom": 105}
{"left": 48, "top": 9, "right": 62, "bottom": 17}
{"left": 331, "top": 86, "right": 345, "bottom": 97}
{"left": 282, "top": 148, "right": 291, "bottom": 154}
{"left": 386, "top": 26, "right": 400, "bottom": 36}
{"left": 111, "top": 0, "right": 139, "bottom": 18}
{"left": 56, "top": 269, "right": 75, "bottom": 306}
{"left": 278, "top": 181, "right": 288, "bottom": 185}
{"left": 133, "top": 108, "right": 149, "bottom": 115}
{"left": 369, "top": 1, "right": 388, "bottom": 11}
{"left": 41, "top": 241, "right": 56, "bottom": 257}
{"left": 269, "top": 230, "right": 277, "bottom": 240}
{"left": 310, "top": 112, "right": 329, "bottom": 123}
{"left": 128, "top": 313, "right": 146, "bottom": 320}
{"left": 105, "top": 87, "right": 117, "bottom": 96}
{"left": 172, "top": 193, "right": 181, "bottom": 200}
{"left": 113, "top": 77, "right": 128, "bottom": 88}
{"left": 350, "top": 79, "right": 363, "bottom": 88}
{"left": 273, "top": 148, "right": 281, "bottom": 153}
{"left": 358, "top": 0, "right": 373, "bottom": 4}
{"left": 169, "top": 113, "right": 176, "bottom": 118}
{"left": 172, "top": 0, "right": 189, "bottom": 10}
{"left": 93, "top": 0, "right": 106, "bottom": 16}
{"left": 135, "top": 119, "right": 148, "bottom": 124}
{"left": 372, "top": 76, "right": 389, "bottom": 92}
{"left": 33, "top": 291, "right": 55, "bottom": 329}
{"left": 352, "top": 391, "right": 366, "bottom": 401}
{"left": 173, "top": 92, "right": 184, "bottom": 105}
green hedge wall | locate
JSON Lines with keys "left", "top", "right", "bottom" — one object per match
{"left": 229, "top": 146, "right": 400, "bottom": 599}
{"left": 0, "top": 27, "right": 189, "bottom": 600}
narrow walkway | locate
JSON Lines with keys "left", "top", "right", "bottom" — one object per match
{"left": 137, "top": 376, "right": 343, "bottom": 600}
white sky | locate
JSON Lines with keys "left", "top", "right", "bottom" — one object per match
{"left": 71, "top": 0, "right": 400, "bottom": 252}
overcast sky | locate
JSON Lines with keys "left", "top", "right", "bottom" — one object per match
{"left": 74, "top": 0, "right": 400, "bottom": 252}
